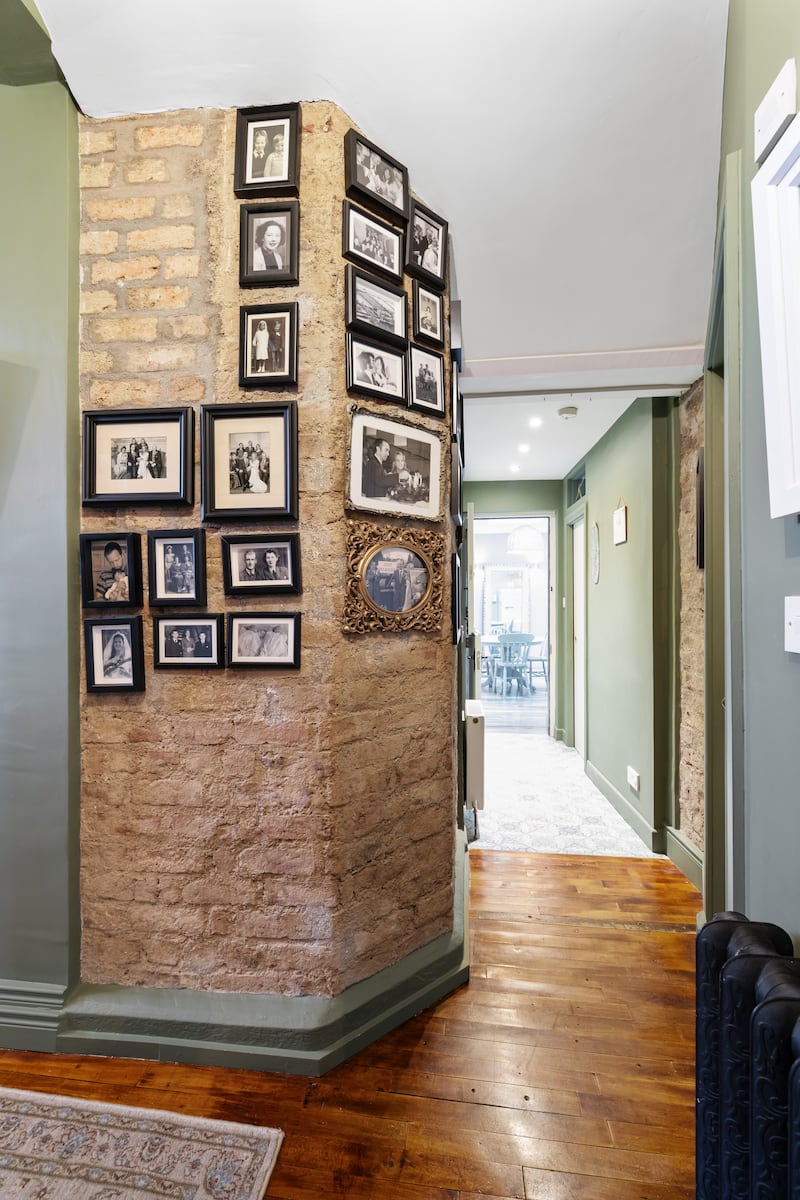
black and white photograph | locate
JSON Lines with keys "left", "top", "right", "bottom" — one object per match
{"left": 412, "top": 281, "right": 444, "bottom": 347}
{"left": 239, "top": 202, "right": 299, "bottom": 286}
{"left": 346, "top": 333, "right": 407, "bottom": 405}
{"left": 239, "top": 303, "right": 298, "bottom": 387}
{"left": 452, "top": 365, "right": 464, "bottom": 465}
{"left": 109, "top": 435, "right": 167, "bottom": 480}
{"left": 226, "top": 612, "right": 300, "bottom": 669}
{"left": 84, "top": 616, "right": 145, "bottom": 693}
{"left": 342, "top": 200, "right": 403, "bottom": 283}
{"left": 347, "top": 409, "right": 443, "bottom": 522}
{"left": 153, "top": 615, "right": 224, "bottom": 669}
{"left": 344, "top": 128, "right": 408, "bottom": 224}
{"left": 221, "top": 533, "right": 301, "bottom": 596}
{"left": 83, "top": 408, "right": 193, "bottom": 506}
{"left": 79, "top": 532, "right": 142, "bottom": 608}
{"left": 406, "top": 199, "right": 449, "bottom": 290}
{"left": 346, "top": 265, "right": 407, "bottom": 349}
{"left": 343, "top": 521, "right": 445, "bottom": 635}
{"left": 201, "top": 401, "right": 298, "bottom": 522}
{"left": 234, "top": 103, "right": 300, "bottom": 197}
{"left": 409, "top": 344, "right": 446, "bottom": 419}
{"left": 147, "top": 529, "right": 206, "bottom": 607}
{"left": 362, "top": 545, "right": 430, "bottom": 615}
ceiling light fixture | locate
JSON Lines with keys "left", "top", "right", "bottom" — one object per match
{"left": 509, "top": 464, "right": 520, "bottom": 473}
{"left": 518, "top": 443, "right": 530, "bottom": 453}
{"left": 529, "top": 416, "right": 543, "bottom": 429}
{"left": 558, "top": 405, "right": 578, "bottom": 420}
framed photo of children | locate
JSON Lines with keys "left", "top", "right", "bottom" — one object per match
{"left": 346, "top": 333, "right": 407, "bottom": 406}
{"left": 342, "top": 200, "right": 404, "bottom": 283}
{"left": 82, "top": 407, "right": 194, "bottom": 507}
{"left": 234, "top": 102, "right": 300, "bottom": 198}
{"left": 79, "top": 532, "right": 142, "bottom": 608}
{"left": 201, "top": 401, "right": 298, "bottom": 522}
{"left": 345, "top": 265, "right": 407, "bottom": 349}
{"left": 226, "top": 612, "right": 301, "bottom": 669}
{"left": 153, "top": 615, "right": 224, "bottom": 669}
{"left": 239, "top": 202, "right": 299, "bottom": 287}
{"left": 412, "top": 281, "right": 444, "bottom": 348}
{"left": 221, "top": 533, "right": 301, "bottom": 597}
{"left": 409, "top": 345, "right": 446, "bottom": 419}
{"left": 147, "top": 528, "right": 206, "bottom": 607}
{"left": 240, "top": 303, "right": 298, "bottom": 388}
{"left": 344, "top": 129, "right": 408, "bottom": 225}
{"left": 406, "top": 199, "right": 448, "bottom": 291}
{"left": 347, "top": 409, "right": 443, "bottom": 523}
{"left": 84, "top": 615, "right": 145, "bottom": 693}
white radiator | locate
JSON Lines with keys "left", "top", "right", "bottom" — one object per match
{"left": 464, "top": 699, "right": 485, "bottom": 811}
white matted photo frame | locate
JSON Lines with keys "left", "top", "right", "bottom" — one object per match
{"left": 239, "top": 202, "right": 299, "bottom": 287}
{"left": 344, "top": 128, "right": 408, "bottom": 225}
{"left": 239, "top": 302, "right": 298, "bottom": 388}
{"left": 221, "top": 532, "right": 301, "bottom": 596}
{"left": 147, "top": 528, "right": 206, "bottom": 607}
{"left": 84, "top": 615, "right": 145, "bottom": 693}
{"left": 406, "top": 199, "right": 448, "bottom": 291}
{"left": 79, "top": 532, "right": 142, "bottom": 608}
{"left": 226, "top": 612, "right": 300, "bottom": 669}
{"left": 153, "top": 615, "right": 224, "bottom": 669}
{"left": 346, "top": 333, "right": 407, "bottom": 406}
{"left": 201, "top": 401, "right": 298, "bottom": 523}
{"left": 409, "top": 345, "right": 446, "bottom": 420}
{"left": 347, "top": 409, "right": 443, "bottom": 522}
{"left": 82, "top": 408, "right": 193, "bottom": 507}
{"left": 342, "top": 200, "right": 403, "bottom": 283}
{"left": 412, "top": 280, "right": 444, "bottom": 348}
{"left": 234, "top": 102, "right": 300, "bottom": 198}
{"left": 346, "top": 264, "right": 407, "bottom": 349}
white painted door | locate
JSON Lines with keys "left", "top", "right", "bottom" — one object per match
{"left": 572, "top": 517, "right": 586, "bottom": 758}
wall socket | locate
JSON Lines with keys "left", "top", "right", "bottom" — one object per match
{"left": 626, "top": 765, "right": 640, "bottom": 792}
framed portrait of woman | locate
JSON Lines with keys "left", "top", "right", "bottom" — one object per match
{"left": 84, "top": 616, "right": 145, "bottom": 693}
{"left": 239, "top": 202, "right": 299, "bottom": 287}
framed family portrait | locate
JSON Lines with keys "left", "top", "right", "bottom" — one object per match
{"left": 226, "top": 612, "right": 300, "bottom": 669}
{"left": 82, "top": 408, "right": 193, "bottom": 507}
{"left": 233, "top": 102, "right": 300, "bottom": 198}
{"left": 153, "top": 615, "right": 224, "bottom": 669}
{"left": 201, "top": 401, "right": 298, "bottom": 522}
{"left": 84, "top": 615, "right": 145, "bottom": 693}
{"left": 342, "top": 200, "right": 403, "bottom": 283}
{"left": 221, "top": 533, "right": 301, "bottom": 596}
{"left": 344, "top": 129, "right": 408, "bottom": 225}
{"left": 346, "top": 265, "right": 407, "bottom": 349}
{"left": 346, "top": 333, "right": 407, "bottom": 405}
{"left": 406, "top": 199, "right": 448, "bottom": 291}
{"left": 347, "top": 409, "right": 443, "bottom": 522}
{"left": 409, "top": 345, "right": 446, "bottom": 419}
{"left": 79, "top": 532, "right": 142, "bottom": 608}
{"left": 147, "top": 528, "right": 206, "bottom": 607}
{"left": 239, "top": 302, "right": 298, "bottom": 388}
{"left": 342, "top": 520, "right": 445, "bottom": 635}
{"left": 412, "top": 281, "right": 444, "bottom": 347}
{"left": 239, "top": 202, "right": 299, "bottom": 287}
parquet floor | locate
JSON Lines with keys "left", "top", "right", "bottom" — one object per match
{"left": 0, "top": 851, "right": 701, "bottom": 1199}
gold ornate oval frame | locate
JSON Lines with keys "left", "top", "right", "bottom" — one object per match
{"left": 343, "top": 520, "right": 445, "bottom": 634}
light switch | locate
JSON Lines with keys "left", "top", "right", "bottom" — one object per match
{"left": 785, "top": 596, "right": 800, "bottom": 652}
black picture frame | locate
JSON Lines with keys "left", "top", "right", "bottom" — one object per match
{"left": 239, "top": 202, "right": 299, "bottom": 287}
{"left": 239, "top": 302, "right": 298, "bottom": 388}
{"left": 201, "top": 401, "right": 298, "bottom": 523}
{"left": 409, "top": 344, "right": 446, "bottom": 419}
{"left": 226, "top": 612, "right": 301, "bottom": 669}
{"left": 84, "top": 615, "right": 145, "bottom": 693}
{"left": 147, "top": 528, "right": 206, "bottom": 607}
{"left": 412, "top": 280, "right": 444, "bottom": 348}
{"left": 82, "top": 407, "right": 193, "bottom": 507}
{"left": 452, "top": 365, "right": 464, "bottom": 466}
{"left": 345, "top": 265, "right": 407, "bottom": 349}
{"left": 79, "top": 532, "right": 142, "bottom": 608}
{"left": 344, "top": 128, "right": 408, "bottom": 225}
{"left": 233, "top": 102, "right": 300, "bottom": 198}
{"left": 451, "top": 444, "right": 463, "bottom": 528}
{"left": 346, "top": 332, "right": 407, "bottom": 406}
{"left": 221, "top": 533, "right": 301, "bottom": 596}
{"left": 451, "top": 552, "right": 462, "bottom": 645}
{"left": 406, "top": 199, "right": 448, "bottom": 291}
{"left": 347, "top": 408, "right": 443, "bottom": 523}
{"left": 342, "top": 200, "right": 403, "bottom": 283}
{"left": 153, "top": 614, "right": 224, "bottom": 669}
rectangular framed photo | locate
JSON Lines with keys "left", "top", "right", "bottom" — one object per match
{"left": 147, "top": 528, "right": 206, "bottom": 607}
{"left": 343, "top": 200, "right": 403, "bottom": 283}
{"left": 234, "top": 102, "right": 300, "bottom": 197}
{"left": 221, "top": 532, "right": 301, "bottom": 596}
{"left": 347, "top": 408, "right": 443, "bottom": 522}
{"left": 344, "top": 128, "right": 408, "bottom": 225}
{"left": 201, "top": 401, "right": 298, "bottom": 522}
{"left": 346, "top": 265, "right": 407, "bottom": 349}
{"left": 451, "top": 552, "right": 462, "bottom": 645}
{"left": 406, "top": 199, "right": 448, "bottom": 291}
{"left": 84, "top": 615, "right": 145, "bottom": 693}
{"left": 452, "top": 366, "right": 464, "bottom": 465}
{"left": 346, "top": 333, "right": 407, "bottom": 405}
{"left": 451, "top": 443, "right": 463, "bottom": 527}
{"left": 153, "top": 614, "right": 224, "bottom": 669}
{"left": 240, "top": 303, "right": 298, "bottom": 388}
{"left": 412, "top": 280, "right": 444, "bottom": 347}
{"left": 226, "top": 612, "right": 301, "bottom": 669}
{"left": 239, "top": 202, "right": 299, "bottom": 287}
{"left": 79, "top": 532, "right": 142, "bottom": 608}
{"left": 82, "top": 407, "right": 193, "bottom": 507}
{"left": 409, "top": 345, "right": 446, "bottom": 419}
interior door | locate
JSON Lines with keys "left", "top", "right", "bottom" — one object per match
{"left": 572, "top": 516, "right": 586, "bottom": 758}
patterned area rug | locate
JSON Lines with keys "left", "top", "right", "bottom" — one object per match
{"left": 0, "top": 1087, "right": 283, "bottom": 1198}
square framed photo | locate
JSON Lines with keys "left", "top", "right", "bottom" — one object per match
{"left": 234, "top": 103, "right": 300, "bottom": 197}
{"left": 412, "top": 281, "right": 444, "bottom": 347}
{"left": 79, "top": 532, "right": 142, "bottom": 608}
{"left": 239, "top": 202, "right": 299, "bottom": 287}
{"left": 83, "top": 408, "right": 193, "bottom": 507}
{"left": 201, "top": 401, "right": 298, "bottom": 523}
{"left": 221, "top": 533, "right": 301, "bottom": 596}
{"left": 344, "top": 128, "right": 408, "bottom": 225}
{"left": 226, "top": 612, "right": 300, "bottom": 669}
{"left": 406, "top": 199, "right": 448, "bottom": 291}
{"left": 346, "top": 333, "right": 407, "bottom": 405}
{"left": 346, "top": 265, "right": 407, "bottom": 349}
{"left": 240, "top": 303, "right": 298, "bottom": 388}
{"left": 409, "top": 345, "right": 446, "bottom": 419}
{"left": 343, "top": 200, "right": 403, "bottom": 283}
{"left": 84, "top": 615, "right": 144, "bottom": 693}
{"left": 147, "top": 528, "right": 206, "bottom": 607}
{"left": 347, "top": 408, "right": 443, "bottom": 522}
{"left": 153, "top": 615, "right": 224, "bottom": 669}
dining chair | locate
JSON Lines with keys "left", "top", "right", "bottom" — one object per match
{"left": 494, "top": 633, "right": 534, "bottom": 695}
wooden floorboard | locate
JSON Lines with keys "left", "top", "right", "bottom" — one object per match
{"left": 0, "top": 851, "right": 701, "bottom": 1198}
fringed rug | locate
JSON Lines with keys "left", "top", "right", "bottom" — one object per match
{"left": 0, "top": 1086, "right": 283, "bottom": 1198}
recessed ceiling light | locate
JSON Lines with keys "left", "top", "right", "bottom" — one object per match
{"left": 529, "top": 416, "right": 543, "bottom": 429}
{"left": 518, "top": 443, "right": 530, "bottom": 453}
{"left": 509, "top": 464, "right": 520, "bottom": 473}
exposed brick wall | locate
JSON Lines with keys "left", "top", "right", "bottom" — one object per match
{"left": 677, "top": 378, "right": 704, "bottom": 849}
{"left": 79, "top": 102, "right": 456, "bottom": 996}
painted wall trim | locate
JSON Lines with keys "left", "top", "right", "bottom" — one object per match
{"left": 665, "top": 826, "right": 704, "bottom": 892}
{"left": 0, "top": 980, "right": 67, "bottom": 1051}
{"left": 585, "top": 759, "right": 665, "bottom": 853}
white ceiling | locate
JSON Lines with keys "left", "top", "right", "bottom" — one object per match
{"left": 34, "top": 0, "right": 730, "bottom": 482}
